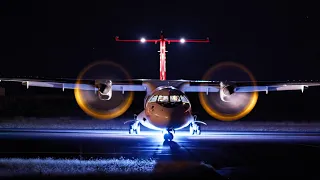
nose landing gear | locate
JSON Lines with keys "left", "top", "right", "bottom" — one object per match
{"left": 163, "top": 128, "right": 174, "bottom": 141}
{"left": 164, "top": 132, "right": 173, "bottom": 141}
{"left": 190, "top": 122, "right": 201, "bottom": 135}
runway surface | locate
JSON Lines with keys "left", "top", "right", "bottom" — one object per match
{"left": 0, "top": 129, "right": 320, "bottom": 179}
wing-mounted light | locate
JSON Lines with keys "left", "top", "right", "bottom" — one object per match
{"left": 96, "top": 80, "right": 113, "bottom": 100}
{"left": 219, "top": 81, "right": 236, "bottom": 102}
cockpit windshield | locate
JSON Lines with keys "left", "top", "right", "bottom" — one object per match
{"left": 148, "top": 95, "right": 190, "bottom": 104}
{"left": 157, "top": 95, "right": 169, "bottom": 103}
{"left": 170, "top": 95, "right": 181, "bottom": 103}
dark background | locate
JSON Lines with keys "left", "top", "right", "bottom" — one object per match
{"left": 0, "top": 1, "right": 319, "bottom": 122}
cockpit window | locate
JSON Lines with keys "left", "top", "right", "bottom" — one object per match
{"left": 157, "top": 95, "right": 169, "bottom": 103}
{"left": 180, "top": 95, "right": 190, "bottom": 103}
{"left": 170, "top": 95, "right": 181, "bottom": 102}
{"left": 148, "top": 94, "right": 190, "bottom": 105}
{"left": 148, "top": 95, "right": 158, "bottom": 102}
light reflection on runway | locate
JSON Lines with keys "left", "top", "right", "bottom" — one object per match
{"left": 0, "top": 128, "right": 320, "bottom": 179}
{"left": 0, "top": 129, "right": 319, "bottom": 142}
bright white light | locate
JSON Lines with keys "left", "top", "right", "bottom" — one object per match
{"left": 180, "top": 38, "right": 185, "bottom": 43}
{"left": 140, "top": 38, "right": 146, "bottom": 43}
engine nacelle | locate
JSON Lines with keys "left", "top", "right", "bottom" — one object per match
{"left": 219, "top": 81, "right": 236, "bottom": 102}
{"left": 97, "top": 80, "right": 112, "bottom": 100}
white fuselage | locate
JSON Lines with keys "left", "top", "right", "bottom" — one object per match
{"left": 136, "top": 86, "right": 194, "bottom": 131}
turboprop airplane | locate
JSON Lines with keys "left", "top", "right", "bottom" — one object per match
{"left": 1, "top": 31, "right": 319, "bottom": 141}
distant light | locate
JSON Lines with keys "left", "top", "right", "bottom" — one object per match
{"left": 140, "top": 38, "right": 146, "bottom": 43}
{"left": 180, "top": 38, "right": 185, "bottom": 43}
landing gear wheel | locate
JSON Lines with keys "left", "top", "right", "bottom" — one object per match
{"left": 196, "top": 125, "right": 201, "bottom": 135}
{"left": 135, "top": 124, "right": 140, "bottom": 134}
{"left": 190, "top": 123, "right": 201, "bottom": 135}
{"left": 129, "top": 125, "right": 134, "bottom": 134}
{"left": 129, "top": 122, "right": 140, "bottom": 135}
{"left": 169, "top": 133, "right": 173, "bottom": 140}
{"left": 164, "top": 133, "right": 174, "bottom": 141}
{"left": 190, "top": 124, "right": 195, "bottom": 135}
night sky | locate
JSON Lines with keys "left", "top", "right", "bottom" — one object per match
{"left": 0, "top": 1, "right": 320, "bottom": 122}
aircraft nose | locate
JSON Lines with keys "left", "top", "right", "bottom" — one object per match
{"left": 149, "top": 105, "right": 186, "bottom": 128}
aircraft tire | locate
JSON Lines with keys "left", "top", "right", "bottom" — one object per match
{"left": 196, "top": 125, "right": 201, "bottom": 135}
{"left": 135, "top": 124, "right": 140, "bottom": 134}
{"left": 190, "top": 124, "right": 194, "bottom": 135}
{"left": 164, "top": 133, "right": 174, "bottom": 141}
{"left": 169, "top": 133, "right": 174, "bottom": 141}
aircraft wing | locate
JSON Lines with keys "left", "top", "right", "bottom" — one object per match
{"left": 1, "top": 77, "right": 320, "bottom": 94}
{"left": 181, "top": 80, "right": 320, "bottom": 94}
{"left": 0, "top": 77, "right": 148, "bottom": 92}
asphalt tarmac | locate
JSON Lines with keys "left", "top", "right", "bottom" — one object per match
{"left": 0, "top": 129, "right": 320, "bottom": 179}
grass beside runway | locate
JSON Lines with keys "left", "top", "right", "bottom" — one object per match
{"left": 0, "top": 117, "right": 320, "bottom": 132}
{"left": 0, "top": 157, "right": 221, "bottom": 178}
{"left": 0, "top": 157, "right": 156, "bottom": 177}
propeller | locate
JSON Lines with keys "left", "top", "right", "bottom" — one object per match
{"left": 74, "top": 60, "right": 133, "bottom": 120}
{"left": 199, "top": 61, "right": 258, "bottom": 121}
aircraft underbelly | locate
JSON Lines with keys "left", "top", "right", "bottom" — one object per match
{"left": 136, "top": 110, "right": 163, "bottom": 130}
{"left": 148, "top": 109, "right": 192, "bottom": 130}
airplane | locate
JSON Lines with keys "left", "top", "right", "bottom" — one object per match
{"left": 1, "top": 31, "right": 320, "bottom": 141}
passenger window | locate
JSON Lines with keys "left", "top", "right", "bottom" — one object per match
{"left": 148, "top": 95, "right": 158, "bottom": 102}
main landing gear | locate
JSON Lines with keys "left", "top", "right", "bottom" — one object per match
{"left": 163, "top": 128, "right": 175, "bottom": 141}
{"left": 127, "top": 114, "right": 141, "bottom": 135}
{"left": 129, "top": 121, "right": 140, "bottom": 135}
{"left": 190, "top": 122, "right": 201, "bottom": 135}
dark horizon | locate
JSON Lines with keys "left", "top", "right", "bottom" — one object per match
{"left": 0, "top": 1, "right": 319, "bottom": 122}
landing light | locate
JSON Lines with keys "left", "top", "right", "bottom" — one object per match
{"left": 140, "top": 38, "right": 146, "bottom": 43}
{"left": 180, "top": 38, "right": 185, "bottom": 43}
